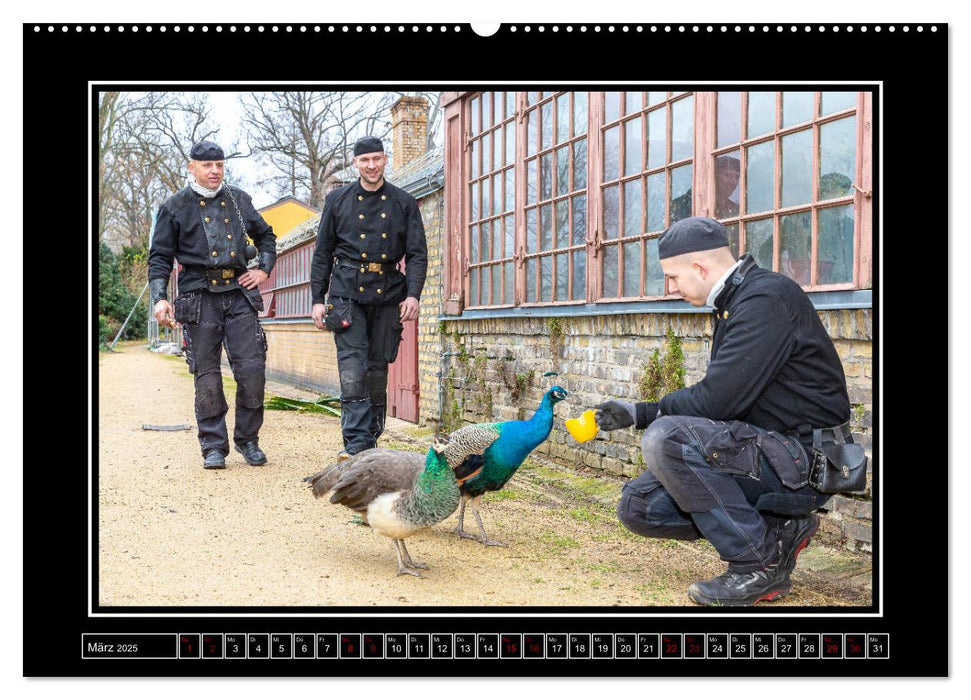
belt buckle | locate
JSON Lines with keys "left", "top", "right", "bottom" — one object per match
{"left": 221, "top": 269, "right": 235, "bottom": 279}
{"left": 366, "top": 262, "right": 382, "bottom": 273}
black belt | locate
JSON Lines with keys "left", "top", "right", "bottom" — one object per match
{"left": 336, "top": 257, "right": 398, "bottom": 273}
{"left": 794, "top": 421, "right": 853, "bottom": 445}
{"left": 205, "top": 267, "right": 243, "bottom": 288}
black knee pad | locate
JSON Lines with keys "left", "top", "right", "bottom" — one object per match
{"left": 233, "top": 367, "right": 266, "bottom": 409}
{"left": 194, "top": 372, "right": 228, "bottom": 419}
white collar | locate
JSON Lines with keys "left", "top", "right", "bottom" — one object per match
{"left": 187, "top": 176, "right": 225, "bottom": 198}
{"left": 705, "top": 258, "right": 744, "bottom": 308}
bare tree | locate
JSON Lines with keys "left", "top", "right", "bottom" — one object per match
{"left": 239, "top": 92, "right": 395, "bottom": 209}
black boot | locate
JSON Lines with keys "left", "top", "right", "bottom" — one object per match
{"left": 687, "top": 565, "right": 792, "bottom": 606}
{"left": 235, "top": 441, "right": 268, "bottom": 466}
{"left": 203, "top": 449, "right": 226, "bottom": 469}
{"left": 777, "top": 513, "right": 820, "bottom": 574}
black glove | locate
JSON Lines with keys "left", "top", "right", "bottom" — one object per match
{"left": 594, "top": 400, "right": 637, "bottom": 431}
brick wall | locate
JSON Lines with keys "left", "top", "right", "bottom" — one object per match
{"left": 391, "top": 96, "right": 429, "bottom": 170}
{"left": 262, "top": 321, "right": 340, "bottom": 395}
{"left": 416, "top": 191, "right": 445, "bottom": 425}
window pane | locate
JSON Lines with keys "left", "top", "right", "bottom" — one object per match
{"left": 527, "top": 158, "right": 537, "bottom": 206}
{"left": 821, "top": 91, "right": 858, "bottom": 114}
{"left": 671, "top": 95, "right": 694, "bottom": 162}
{"left": 574, "top": 92, "right": 588, "bottom": 134}
{"left": 605, "top": 91, "right": 621, "bottom": 123}
{"left": 469, "top": 267, "right": 478, "bottom": 306}
{"left": 747, "top": 92, "right": 775, "bottom": 138}
{"left": 482, "top": 177, "right": 491, "bottom": 218}
{"left": 493, "top": 219, "right": 502, "bottom": 260}
{"left": 483, "top": 92, "right": 493, "bottom": 130}
{"left": 603, "top": 184, "right": 619, "bottom": 240}
{"left": 541, "top": 101, "right": 552, "bottom": 150}
{"left": 526, "top": 207, "right": 537, "bottom": 252}
{"left": 470, "top": 182, "right": 479, "bottom": 222}
{"left": 819, "top": 116, "right": 857, "bottom": 199}
{"left": 482, "top": 221, "right": 493, "bottom": 262}
{"left": 782, "top": 91, "right": 813, "bottom": 128}
{"left": 647, "top": 172, "right": 666, "bottom": 232}
{"left": 506, "top": 91, "right": 516, "bottom": 119}
{"left": 715, "top": 151, "right": 741, "bottom": 219}
{"left": 669, "top": 165, "right": 692, "bottom": 224}
{"left": 505, "top": 168, "right": 515, "bottom": 212}
{"left": 746, "top": 140, "right": 774, "bottom": 214}
{"left": 471, "top": 96, "right": 479, "bottom": 136}
{"left": 818, "top": 204, "right": 855, "bottom": 284}
{"left": 623, "top": 240, "right": 641, "bottom": 297}
{"left": 504, "top": 214, "right": 515, "bottom": 258}
{"left": 780, "top": 211, "right": 812, "bottom": 286}
{"left": 724, "top": 222, "right": 740, "bottom": 259}
{"left": 647, "top": 91, "right": 666, "bottom": 107}
{"left": 781, "top": 129, "right": 812, "bottom": 208}
{"left": 526, "top": 257, "right": 536, "bottom": 302}
{"left": 573, "top": 138, "right": 587, "bottom": 190}
{"left": 556, "top": 252, "right": 569, "bottom": 300}
{"left": 557, "top": 93, "right": 570, "bottom": 142}
{"left": 604, "top": 125, "right": 620, "bottom": 181}
{"left": 540, "top": 256, "right": 552, "bottom": 302}
{"left": 540, "top": 152, "right": 553, "bottom": 201}
{"left": 555, "top": 200, "right": 569, "bottom": 248}
{"left": 527, "top": 110, "right": 537, "bottom": 156}
{"left": 645, "top": 237, "right": 664, "bottom": 296}
{"left": 482, "top": 131, "right": 491, "bottom": 173}
{"left": 572, "top": 249, "right": 586, "bottom": 300}
{"left": 745, "top": 217, "right": 774, "bottom": 270}
{"left": 470, "top": 224, "right": 479, "bottom": 262}
{"left": 503, "top": 261, "right": 514, "bottom": 304}
{"left": 493, "top": 172, "right": 501, "bottom": 215}
{"left": 491, "top": 264, "right": 500, "bottom": 305}
{"left": 625, "top": 116, "right": 642, "bottom": 176}
{"left": 602, "top": 244, "right": 619, "bottom": 297}
{"left": 572, "top": 194, "right": 587, "bottom": 246}
{"left": 495, "top": 126, "right": 502, "bottom": 169}
{"left": 717, "top": 92, "right": 742, "bottom": 147}
{"left": 624, "top": 179, "right": 642, "bottom": 238}
{"left": 506, "top": 124, "right": 516, "bottom": 167}
{"left": 556, "top": 145, "right": 570, "bottom": 196}
{"left": 471, "top": 139, "right": 479, "bottom": 179}
{"left": 647, "top": 108, "right": 667, "bottom": 169}
{"left": 540, "top": 203, "right": 553, "bottom": 251}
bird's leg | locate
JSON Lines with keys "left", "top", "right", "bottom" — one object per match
{"left": 454, "top": 494, "right": 478, "bottom": 541}
{"left": 349, "top": 513, "right": 369, "bottom": 526}
{"left": 393, "top": 539, "right": 425, "bottom": 577}
{"left": 470, "top": 495, "right": 508, "bottom": 547}
{"left": 398, "top": 539, "right": 429, "bottom": 570}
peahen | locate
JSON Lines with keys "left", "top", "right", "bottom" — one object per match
{"left": 303, "top": 433, "right": 496, "bottom": 577}
{"left": 449, "top": 385, "right": 568, "bottom": 546}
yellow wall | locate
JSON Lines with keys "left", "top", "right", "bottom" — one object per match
{"left": 259, "top": 199, "right": 318, "bottom": 241}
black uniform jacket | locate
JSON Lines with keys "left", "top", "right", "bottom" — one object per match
{"left": 310, "top": 178, "right": 428, "bottom": 306}
{"left": 148, "top": 185, "right": 276, "bottom": 299}
{"left": 637, "top": 255, "right": 851, "bottom": 434}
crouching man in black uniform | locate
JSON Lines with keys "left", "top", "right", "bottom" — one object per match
{"left": 148, "top": 141, "right": 277, "bottom": 469}
{"left": 310, "top": 136, "right": 428, "bottom": 458}
{"left": 594, "top": 217, "right": 858, "bottom": 606}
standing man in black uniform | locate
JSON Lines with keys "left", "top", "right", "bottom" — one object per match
{"left": 149, "top": 141, "right": 277, "bottom": 469}
{"left": 593, "top": 217, "right": 855, "bottom": 606}
{"left": 310, "top": 136, "right": 428, "bottom": 458}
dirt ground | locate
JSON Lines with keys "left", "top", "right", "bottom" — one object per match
{"left": 97, "top": 342, "right": 872, "bottom": 608}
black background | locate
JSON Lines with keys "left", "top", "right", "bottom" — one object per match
{"left": 23, "top": 21, "right": 947, "bottom": 678}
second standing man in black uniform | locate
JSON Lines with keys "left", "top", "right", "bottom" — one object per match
{"left": 310, "top": 136, "right": 428, "bottom": 458}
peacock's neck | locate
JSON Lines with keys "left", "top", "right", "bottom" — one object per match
{"left": 405, "top": 454, "right": 461, "bottom": 524}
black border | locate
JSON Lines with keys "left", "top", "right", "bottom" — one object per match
{"left": 24, "top": 22, "right": 946, "bottom": 677}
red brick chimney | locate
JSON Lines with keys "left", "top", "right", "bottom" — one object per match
{"left": 390, "top": 95, "right": 429, "bottom": 169}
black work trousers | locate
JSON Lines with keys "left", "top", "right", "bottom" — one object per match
{"left": 181, "top": 289, "right": 267, "bottom": 456}
{"left": 332, "top": 299, "right": 403, "bottom": 454}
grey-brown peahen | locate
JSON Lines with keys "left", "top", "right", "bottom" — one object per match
{"left": 449, "top": 385, "right": 568, "bottom": 546}
{"left": 303, "top": 433, "right": 496, "bottom": 577}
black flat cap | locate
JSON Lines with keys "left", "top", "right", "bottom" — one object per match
{"left": 190, "top": 140, "right": 225, "bottom": 161}
{"left": 353, "top": 136, "right": 385, "bottom": 157}
{"left": 658, "top": 217, "right": 730, "bottom": 259}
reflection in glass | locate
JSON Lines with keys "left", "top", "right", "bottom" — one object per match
{"left": 491, "top": 264, "right": 500, "bottom": 306}
{"left": 505, "top": 169, "right": 515, "bottom": 212}
{"left": 540, "top": 152, "right": 552, "bottom": 201}
{"left": 622, "top": 92, "right": 638, "bottom": 116}
{"left": 555, "top": 200, "right": 569, "bottom": 248}
{"left": 541, "top": 101, "right": 552, "bottom": 150}
{"left": 483, "top": 92, "right": 492, "bottom": 130}
{"left": 573, "top": 249, "right": 586, "bottom": 300}
{"left": 715, "top": 152, "right": 741, "bottom": 219}
{"left": 717, "top": 92, "right": 741, "bottom": 147}
{"left": 647, "top": 172, "right": 665, "bottom": 231}
{"left": 470, "top": 223, "right": 479, "bottom": 262}
{"left": 604, "top": 125, "right": 620, "bottom": 181}
{"left": 819, "top": 116, "right": 857, "bottom": 199}
{"left": 724, "top": 223, "right": 740, "bottom": 259}
{"left": 780, "top": 211, "right": 812, "bottom": 286}
{"left": 747, "top": 92, "right": 775, "bottom": 138}
{"left": 573, "top": 139, "right": 587, "bottom": 190}
{"left": 493, "top": 172, "right": 501, "bottom": 215}
{"left": 669, "top": 165, "right": 693, "bottom": 224}
{"left": 526, "top": 207, "right": 537, "bottom": 253}
{"left": 556, "top": 252, "right": 569, "bottom": 300}
{"left": 605, "top": 91, "right": 621, "bottom": 123}
{"left": 645, "top": 237, "right": 664, "bottom": 296}
{"left": 481, "top": 221, "right": 491, "bottom": 262}
{"left": 540, "top": 256, "right": 552, "bottom": 302}
{"left": 572, "top": 195, "right": 587, "bottom": 246}
{"left": 818, "top": 204, "right": 855, "bottom": 284}
{"left": 503, "top": 261, "right": 514, "bottom": 304}
{"left": 821, "top": 92, "right": 857, "bottom": 114}
{"left": 624, "top": 179, "right": 642, "bottom": 238}
{"left": 482, "top": 177, "right": 491, "bottom": 218}
{"left": 495, "top": 126, "right": 502, "bottom": 170}
{"left": 746, "top": 140, "right": 774, "bottom": 214}
{"left": 671, "top": 95, "right": 694, "bottom": 162}
{"left": 526, "top": 159, "right": 537, "bottom": 206}
{"left": 471, "top": 140, "right": 478, "bottom": 179}
{"left": 471, "top": 96, "right": 479, "bottom": 136}
{"left": 647, "top": 109, "right": 667, "bottom": 170}
{"left": 783, "top": 92, "right": 813, "bottom": 128}
{"left": 623, "top": 240, "right": 641, "bottom": 297}
{"left": 471, "top": 182, "right": 479, "bottom": 222}
{"left": 504, "top": 214, "right": 515, "bottom": 258}
{"left": 745, "top": 218, "right": 774, "bottom": 270}
{"left": 625, "top": 117, "right": 642, "bottom": 176}
{"left": 482, "top": 131, "right": 491, "bottom": 173}
{"left": 648, "top": 92, "right": 666, "bottom": 107}
{"left": 556, "top": 146, "right": 570, "bottom": 196}
{"left": 469, "top": 267, "right": 478, "bottom": 306}
{"left": 602, "top": 244, "right": 618, "bottom": 298}
{"left": 540, "top": 203, "right": 553, "bottom": 251}
{"left": 575, "top": 92, "right": 588, "bottom": 134}
{"left": 527, "top": 111, "right": 537, "bottom": 156}
{"left": 493, "top": 219, "right": 502, "bottom": 260}
{"left": 781, "top": 130, "right": 812, "bottom": 208}
{"left": 557, "top": 93, "right": 570, "bottom": 142}
{"left": 506, "top": 92, "right": 516, "bottom": 120}
{"left": 506, "top": 125, "right": 515, "bottom": 167}
{"left": 603, "top": 185, "right": 619, "bottom": 239}
{"left": 526, "top": 257, "right": 536, "bottom": 303}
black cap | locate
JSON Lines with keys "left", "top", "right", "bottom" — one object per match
{"left": 190, "top": 140, "right": 225, "bottom": 161}
{"left": 658, "top": 217, "right": 730, "bottom": 260}
{"left": 353, "top": 136, "right": 384, "bottom": 157}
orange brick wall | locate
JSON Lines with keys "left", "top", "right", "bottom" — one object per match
{"left": 262, "top": 321, "right": 340, "bottom": 395}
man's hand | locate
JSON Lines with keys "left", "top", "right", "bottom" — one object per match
{"left": 311, "top": 302, "right": 327, "bottom": 331}
{"left": 594, "top": 400, "right": 638, "bottom": 431}
{"left": 399, "top": 296, "right": 420, "bottom": 322}
{"left": 154, "top": 299, "right": 177, "bottom": 329}
{"left": 238, "top": 268, "right": 268, "bottom": 290}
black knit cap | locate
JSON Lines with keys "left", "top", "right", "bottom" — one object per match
{"left": 353, "top": 136, "right": 385, "bottom": 156}
{"left": 189, "top": 140, "right": 225, "bottom": 161}
{"left": 658, "top": 216, "right": 730, "bottom": 259}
